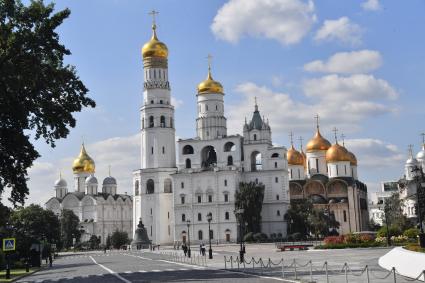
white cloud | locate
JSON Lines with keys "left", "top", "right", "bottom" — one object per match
{"left": 211, "top": 0, "right": 316, "bottom": 45}
{"left": 25, "top": 134, "right": 140, "bottom": 206}
{"left": 344, "top": 138, "right": 404, "bottom": 167}
{"left": 227, "top": 78, "right": 398, "bottom": 137}
{"left": 362, "top": 0, "right": 381, "bottom": 11}
{"left": 304, "top": 50, "right": 383, "bottom": 74}
{"left": 315, "top": 17, "right": 363, "bottom": 46}
{"left": 171, "top": 97, "right": 183, "bottom": 109}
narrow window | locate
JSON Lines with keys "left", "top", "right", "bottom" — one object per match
{"left": 227, "top": 156, "right": 233, "bottom": 166}
{"left": 142, "top": 118, "right": 145, "bottom": 129}
{"left": 150, "top": 226, "right": 152, "bottom": 236}
{"left": 181, "top": 182, "right": 184, "bottom": 189}
{"left": 274, "top": 162, "right": 277, "bottom": 168}
{"left": 224, "top": 194, "right": 229, "bottom": 202}
{"left": 216, "top": 105, "right": 218, "bottom": 110}
{"left": 276, "top": 195, "right": 279, "bottom": 200}
{"left": 149, "top": 116, "right": 154, "bottom": 127}
{"left": 160, "top": 100, "right": 163, "bottom": 104}
{"left": 277, "top": 210, "right": 281, "bottom": 216}
{"left": 197, "top": 195, "right": 201, "bottom": 203}
{"left": 290, "top": 169, "right": 293, "bottom": 179}
{"left": 336, "top": 166, "right": 339, "bottom": 175}
{"left": 162, "top": 146, "right": 165, "bottom": 154}
{"left": 181, "top": 196, "right": 185, "bottom": 204}
{"left": 153, "top": 69, "right": 156, "bottom": 78}
{"left": 206, "top": 105, "right": 208, "bottom": 111}
{"left": 210, "top": 230, "right": 214, "bottom": 239}
{"left": 254, "top": 134, "right": 257, "bottom": 141}
{"left": 343, "top": 210, "right": 347, "bottom": 222}
{"left": 255, "top": 178, "right": 258, "bottom": 184}
{"left": 224, "top": 179, "right": 227, "bottom": 186}
{"left": 225, "top": 212, "right": 229, "bottom": 220}
{"left": 160, "top": 116, "right": 165, "bottom": 127}
{"left": 198, "top": 230, "right": 203, "bottom": 240}
{"left": 298, "top": 169, "right": 300, "bottom": 179}
{"left": 182, "top": 214, "right": 186, "bottom": 222}
{"left": 208, "top": 195, "right": 212, "bottom": 202}
{"left": 185, "top": 159, "right": 191, "bottom": 169}
{"left": 198, "top": 213, "right": 202, "bottom": 221}
{"left": 275, "top": 177, "right": 278, "bottom": 183}
{"left": 315, "top": 159, "right": 319, "bottom": 172}
{"left": 344, "top": 165, "right": 347, "bottom": 175}
{"left": 168, "top": 212, "right": 170, "bottom": 219}
{"left": 151, "top": 147, "right": 154, "bottom": 154}
{"left": 168, "top": 225, "right": 170, "bottom": 235}
{"left": 150, "top": 208, "right": 152, "bottom": 215}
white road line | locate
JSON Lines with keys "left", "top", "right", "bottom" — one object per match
{"left": 220, "top": 268, "right": 298, "bottom": 283}
{"left": 165, "top": 269, "right": 175, "bottom": 271}
{"left": 138, "top": 270, "right": 147, "bottom": 273}
{"left": 158, "top": 259, "right": 205, "bottom": 269}
{"left": 124, "top": 271, "right": 132, "bottom": 274}
{"left": 89, "top": 256, "right": 131, "bottom": 283}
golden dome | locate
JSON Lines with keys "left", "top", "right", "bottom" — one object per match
{"left": 141, "top": 24, "right": 168, "bottom": 59}
{"left": 306, "top": 129, "right": 331, "bottom": 152}
{"left": 326, "top": 143, "right": 350, "bottom": 163}
{"left": 72, "top": 144, "right": 95, "bottom": 174}
{"left": 197, "top": 69, "right": 224, "bottom": 95}
{"left": 347, "top": 151, "right": 357, "bottom": 166}
{"left": 287, "top": 145, "right": 304, "bottom": 166}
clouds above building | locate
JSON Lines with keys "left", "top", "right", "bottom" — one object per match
{"left": 361, "top": 0, "right": 381, "bottom": 11}
{"left": 315, "top": 17, "right": 363, "bottom": 46}
{"left": 211, "top": 0, "right": 316, "bottom": 45}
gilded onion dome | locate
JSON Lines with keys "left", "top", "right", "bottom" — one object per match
{"left": 326, "top": 142, "right": 350, "bottom": 163}
{"left": 197, "top": 67, "right": 224, "bottom": 95}
{"left": 287, "top": 145, "right": 304, "bottom": 166}
{"left": 141, "top": 24, "right": 168, "bottom": 59}
{"left": 72, "top": 144, "right": 95, "bottom": 174}
{"left": 347, "top": 151, "right": 357, "bottom": 166}
{"left": 306, "top": 129, "right": 331, "bottom": 152}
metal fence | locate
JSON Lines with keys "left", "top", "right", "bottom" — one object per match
{"left": 224, "top": 256, "right": 425, "bottom": 282}
{"left": 159, "top": 251, "right": 207, "bottom": 267}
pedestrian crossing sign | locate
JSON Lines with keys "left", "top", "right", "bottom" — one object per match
{"left": 2, "top": 238, "right": 16, "bottom": 251}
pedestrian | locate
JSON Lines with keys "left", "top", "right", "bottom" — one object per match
{"left": 48, "top": 253, "right": 53, "bottom": 267}
{"left": 199, "top": 243, "right": 202, "bottom": 255}
{"left": 201, "top": 243, "right": 206, "bottom": 256}
{"left": 183, "top": 243, "right": 187, "bottom": 256}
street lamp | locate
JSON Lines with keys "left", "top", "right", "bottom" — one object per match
{"left": 207, "top": 212, "right": 213, "bottom": 259}
{"left": 234, "top": 208, "right": 245, "bottom": 263}
{"left": 411, "top": 166, "right": 425, "bottom": 248}
{"left": 186, "top": 220, "right": 191, "bottom": 258}
{"left": 378, "top": 203, "right": 391, "bottom": 247}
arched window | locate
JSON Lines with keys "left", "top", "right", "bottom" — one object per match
{"left": 146, "top": 179, "right": 154, "bottom": 194}
{"left": 209, "top": 229, "right": 214, "bottom": 239}
{"left": 277, "top": 210, "right": 281, "bottom": 216}
{"left": 227, "top": 155, "right": 233, "bottom": 166}
{"left": 271, "top": 153, "right": 279, "bottom": 158}
{"left": 224, "top": 142, "right": 236, "bottom": 152}
{"left": 185, "top": 158, "right": 191, "bottom": 169}
{"left": 224, "top": 179, "right": 228, "bottom": 186}
{"left": 198, "top": 230, "right": 203, "bottom": 240}
{"left": 225, "top": 211, "right": 229, "bottom": 220}
{"left": 160, "top": 116, "right": 165, "bottom": 127}
{"left": 164, "top": 178, "right": 172, "bottom": 193}
{"left": 182, "top": 214, "right": 186, "bottom": 222}
{"left": 251, "top": 151, "right": 262, "bottom": 171}
{"left": 160, "top": 100, "right": 163, "bottom": 104}
{"left": 170, "top": 118, "right": 173, "bottom": 128}
{"left": 150, "top": 100, "right": 154, "bottom": 104}
{"left": 276, "top": 194, "right": 279, "bottom": 200}
{"left": 162, "top": 146, "right": 165, "bottom": 154}
{"left": 253, "top": 134, "right": 257, "bottom": 141}
{"left": 182, "top": 145, "right": 194, "bottom": 155}
{"left": 134, "top": 180, "right": 139, "bottom": 196}
{"left": 201, "top": 146, "right": 217, "bottom": 169}
{"left": 198, "top": 213, "right": 202, "bottom": 221}
{"left": 149, "top": 116, "right": 154, "bottom": 128}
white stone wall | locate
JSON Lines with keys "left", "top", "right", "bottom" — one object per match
{"left": 306, "top": 151, "right": 327, "bottom": 176}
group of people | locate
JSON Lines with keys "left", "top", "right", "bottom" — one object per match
{"left": 180, "top": 242, "right": 207, "bottom": 257}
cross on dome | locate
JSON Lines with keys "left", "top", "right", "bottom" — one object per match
{"left": 332, "top": 127, "right": 338, "bottom": 143}
{"left": 298, "top": 136, "right": 304, "bottom": 149}
{"left": 289, "top": 131, "right": 294, "bottom": 146}
{"left": 408, "top": 144, "right": 414, "bottom": 157}
{"left": 148, "top": 10, "right": 159, "bottom": 27}
{"left": 340, "top": 133, "right": 346, "bottom": 146}
{"left": 314, "top": 114, "right": 320, "bottom": 130}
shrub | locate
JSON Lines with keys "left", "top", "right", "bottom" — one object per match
{"left": 377, "top": 225, "right": 402, "bottom": 238}
{"left": 253, "top": 233, "right": 263, "bottom": 242}
{"left": 270, "top": 233, "right": 277, "bottom": 239}
{"left": 324, "top": 236, "right": 345, "bottom": 245}
{"left": 403, "top": 228, "right": 419, "bottom": 239}
{"left": 391, "top": 235, "right": 408, "bottom": 244}
{"left": 292, "top": 232, "right": 302, "bottom": 241}
{"left": 243, "top": 232, "right": 253, "bottom": 242}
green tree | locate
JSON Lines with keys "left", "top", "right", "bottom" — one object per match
{"left": 110, "top": 230, "right": 129, "bottom": 249}
{"left": 235, "top": 182, "right": 265, "bottom": 234}
{"left": 106, "top": 234, "right": 111, "bottom": 249}
{"left": 384, "top": 193, "right": 411, "bottom": 230}
{"left": 88, "top": 235, "right": 101, "bottom": 250}
{"left": 0, "top": 0, "right": 95, "bottom": 205}
{"left": 286, "top": 199, "right": 314, "bottom": 237}
{"left": 308, "top": 209, "right": 340, "bottom": 238}
{"left": 60, "top": 209, "right": 80, "bottom": 248}
{"left": 9, "top": 204, "right": 60, "bottom": 257}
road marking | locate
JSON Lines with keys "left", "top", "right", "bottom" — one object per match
{"left": 89, "top": 256, "right": 131, "bottom": 283}
{"left": 152, "top": 269, "right": 161, "bottom": 272}
{"left": 124, "top": 271, "right": 132, "bottom": 274}
{"left": 158, "top": 259, "right": 205, "bottom": 269}
{"left": 165, "top": 269, "right": 175, "bottom": 271}
{"left": 138, "top": 270, "right": 147, "bottom": 273}
{"left": 220, "top": 268, "right": 298, "bottom": 283}
{"left": 125, "top": 254, "right": 153, "bottom": 261}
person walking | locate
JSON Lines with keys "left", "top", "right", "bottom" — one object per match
{"left": 182, "top": 243, "right": 187, "bottom": 257}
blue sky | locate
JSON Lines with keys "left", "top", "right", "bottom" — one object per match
{"left": 19, "top": 0, "right": 425, "bottom": 205}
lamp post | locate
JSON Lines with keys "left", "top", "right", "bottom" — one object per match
{"left": 412, "top": 166, "right": 425, "bottom": 247}
{"left": 379, "top": 203, "right": 391, "bottom": 247}
{"left": 186, "top": 220, "right": 191, "bottom": 258}
{"left": 234, "top": 208, "right": 245, "bottom": 263}
{"left": 207, "top": 212, "right": 213, "bottom": 259}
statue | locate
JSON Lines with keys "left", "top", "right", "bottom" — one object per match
{"left": 131, "top": 219, "right": 151, "bottom": 250}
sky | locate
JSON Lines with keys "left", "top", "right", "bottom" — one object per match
{"left": 10, "top": 0, "right": 425, "bottom": 206}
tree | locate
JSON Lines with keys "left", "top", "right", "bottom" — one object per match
{"left": 88, "top": 235, "right": 101, "bottom": 250}
{"left": 110, "top": 230, "right": 129, "bottom": 249}
{"left": 384, "top": 193, "right": 412, "bottom": 230}
{"left": 106, "top": 234, "right": 111, "bottom": 249}
{"left": 60, "top": 209, "right": 80, "bottom": 249}
{"left": 286, "top": 199, "right": 313, "bottom": 237}
{"left": 9, "top": 204, "right": 60, "bottom": 257}
{"left": 0, "top": 0, "right": 95, "bottom": 205}
{"left": 308, "top": 209, "right": 340, "bottom": 238}
{"left": 235, "top": 182, "right": 265, "bottom": 234}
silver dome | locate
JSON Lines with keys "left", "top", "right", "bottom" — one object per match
{"left": 103, "top": 176, "right": 117, "bottom": 185}
{"left": 54, "top": 178, "right": 67, "bottom": 187}
{"left": 406, "top": 157, "right": 419, "bottom": 166}
{"left": 85, "top": 175, "right": 98, "bottom": 184}
{"left": 416, "top": 146, "right": 425, "bottom": 161}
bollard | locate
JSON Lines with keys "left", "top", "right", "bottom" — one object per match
{"left": 309, "top": 260, "right": 313, "bottom": 283}
{"left": 224, "top": 256, "right": 227, "bottom": 270}
{"left": 252, "top": 257, "right": 255, "bottom": 270}
{"left": 325, "top": 261, "right": 329, "bottom": 283}
{"left": 260, "top": 258, "right": 263, "bottom": 275}
{"left": 294, "top": 259, "right": 297, "bottom": 280}
{"left": 366, "top": 265, "right": 370, "bottom": 283}
{"left": 344, "top": 263, "right": 348, "bottom": 283}
{"left": 230, "top": 256, "right": 233, "bottom": 269}
{"left": 392, "top": 267, "right": 396, "bottom": 283}
{"left": 281, "top": 258, "right": 285, "bottom": 278}
{"left": 237, "top": 257, "right": 240, "bottom": 270}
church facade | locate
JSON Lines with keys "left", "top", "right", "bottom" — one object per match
{"left": 287, "top": 126, "right": 369, "bottom": 234}
{"left": 45, "top": 145, "right": 133, "bottom": 244}
{"left": 132, "top": 21, "right": 290, "bottom": 245}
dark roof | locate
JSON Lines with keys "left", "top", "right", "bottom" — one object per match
{"left": 249, "top": 109, "right": 263, "bottom": 131}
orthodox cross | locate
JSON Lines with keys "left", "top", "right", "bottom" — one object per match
{"left": 148, "top": 10, "right": 159, "bottom": 26}
{"left": 206, "top": 54, "right": 213, "bottom": 72}
{"left": 108, "top": 165, "right": 111, "bottom": 176}
{"left": 340, "top": 133, "right": 346, "bottom": 146}
{"left": 298, "top": 136, "right": 304, "bottom": 150}
{"left": 332, "top": 127, "right": 338, "bottom": 143}
{"left": 289, "top": 131, "right": 294, "bottom": 146}
{"left": 408, "top": 144, "right": 414, "bottom": 157}
{"left": 314, "top": 114, "right": 320, "bottom": 129}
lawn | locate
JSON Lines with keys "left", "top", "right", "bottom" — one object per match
{"left": 0, "top": 268, "right": 39, "bottom": 282}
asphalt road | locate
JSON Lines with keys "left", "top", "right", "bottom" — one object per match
{"left": 17, "top": 250, "right": 290, "bottom": 283}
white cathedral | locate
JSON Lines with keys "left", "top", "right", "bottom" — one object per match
{"left": 45, "top": 144, "right": 133, "bottom": 244}
{"left": 132, "top": 21, "right": 290, "bottom": 245}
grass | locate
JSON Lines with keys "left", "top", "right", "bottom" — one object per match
{"left": 404, "top": 244, "right": 425, "bottom": 253}
{"left": 0, "top": 268, "right": 39, "bottom": 282}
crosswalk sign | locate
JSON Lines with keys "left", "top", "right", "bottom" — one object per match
{"left": 2, "top": 238, "right": 16, "bottom": 251}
